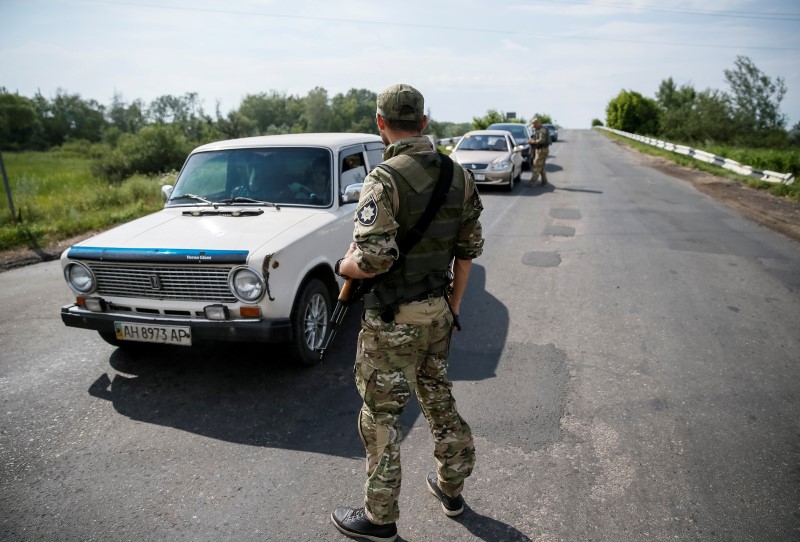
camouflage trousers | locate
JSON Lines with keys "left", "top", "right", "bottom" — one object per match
{"left": 354, "top": 295, "right": 475, "bottom": 524}
{"left": 532, "top": 147, "right": 549, "bottom": 183}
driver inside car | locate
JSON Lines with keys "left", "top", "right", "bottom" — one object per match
{"left": 284, "top": 157, "right": 331, "bottom": 205}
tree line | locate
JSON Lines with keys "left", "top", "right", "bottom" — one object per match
{"left": 603, "top": 56, "right": 798, "bottom": 148}
{"left": 0, "top": 86, "right": 470, "bottom": 181}
{"left": 2, "top": 54, "right": 795, "bottom": 181}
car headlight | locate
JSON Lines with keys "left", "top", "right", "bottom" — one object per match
{"left": 228, "top": 266, "right": 266, "bottom": 303}
{"left": 489, "top": 160, "right": 511, "bottom": 171}
{"left": 64, "top": 261, "right": 96, "bottom": 294}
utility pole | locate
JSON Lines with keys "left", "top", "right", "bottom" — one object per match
{"left": 0, "top": 148, "right": 17, "bottom": 224}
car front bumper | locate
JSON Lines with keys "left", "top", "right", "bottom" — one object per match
{"left": 61, "top": 304, "right": 292, "bottom": 343}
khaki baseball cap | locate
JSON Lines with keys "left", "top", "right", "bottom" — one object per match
{"left": 376, "top": 83, "right": 424, "bottom": 121}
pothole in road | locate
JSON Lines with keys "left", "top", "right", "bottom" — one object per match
{"left": 522, "top": 251, "right": 561, "bottom": 267}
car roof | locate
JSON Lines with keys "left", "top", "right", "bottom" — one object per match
{"left": 191, "top": 133, "right": 383, "bottom": 154}
{"left": 463, "top": 130, "right": 514, "bottom": 137}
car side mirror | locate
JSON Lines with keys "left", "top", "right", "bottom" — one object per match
{"left": 161, "top": 185, "right": 173, "bottom": 203}
{"left": 341, "top": 183, "right": 363, "bottom": 204}
{"left": 513, "top": 145, "right": 525, "bottom": 153}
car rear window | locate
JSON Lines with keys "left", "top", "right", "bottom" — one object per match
{"left": 488, "top": 124, "right": 526, "bottom": 141}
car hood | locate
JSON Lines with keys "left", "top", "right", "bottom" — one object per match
{"left": 450, "top": 150, "right": 510, "bottom": 163}
{"left": 67, "top": 207, "right": 331, "bottom": 261}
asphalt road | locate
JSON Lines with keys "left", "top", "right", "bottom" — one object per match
{"left": 2, "top": 129, "right": 799, "bottom": 542}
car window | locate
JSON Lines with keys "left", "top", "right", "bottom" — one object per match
{"left": 365, "top": 142, "right": 385, "bottom": 170}
{"left": 457, "top": 134, "right": 507, "bottom": 151}
{"left": 171, "top": 147, "right": 334, "bottom": 207}
{"left": 339, "top": 147, "right": 368, "bottom": 193}
{"left": 488, "top": 124, "right": 527, "bottom": 142}
{"left": 493, "top": 138, "right": 509, "bottom": 151}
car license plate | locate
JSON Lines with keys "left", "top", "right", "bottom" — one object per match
{"left": 474, "top": 173, "right": 485, "bottom": 181}
{"left": 114, "top": 322, "right": 192, "bottom": 346}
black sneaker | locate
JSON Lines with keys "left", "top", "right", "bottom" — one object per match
{"left": 331, "top": 506, "right": 397, "bottom": 542}
{"left": 426, "top": 472, "right": 465, "bottom": 517}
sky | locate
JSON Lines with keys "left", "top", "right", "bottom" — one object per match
{"left": 1, "top": 0, "right": 799, "bottom": 129}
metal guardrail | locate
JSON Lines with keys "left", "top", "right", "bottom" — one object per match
{"left": 597, "top": 126, "right": 795, "bottom": 185}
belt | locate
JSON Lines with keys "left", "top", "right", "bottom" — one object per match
{"left": 404, "top": 286, "right": 446, "bottom": 303}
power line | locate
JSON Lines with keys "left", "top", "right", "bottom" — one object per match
{"left": 75, "top": 0, "right": 800, "bottom": 51}
{"left": 540, "top": 0, "right": 800, "bottom": 22}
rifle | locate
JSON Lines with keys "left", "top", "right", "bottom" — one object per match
{"left": 316, "top": 277, "right": 360, "bottom": 360}
{"left": 317, "top": 275, "right": 383, "bottom": 359}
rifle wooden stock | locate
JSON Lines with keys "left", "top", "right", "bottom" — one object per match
{"left": 338, "top": 277, "right": 355, "bottom": 302}
{"left": 316, "top": 278, "right": 358, "bottom": 360}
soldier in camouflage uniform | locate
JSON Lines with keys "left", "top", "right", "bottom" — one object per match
{"left": 529, "top": 117, "right": 551, "bottom": 186}
{"left": 331, "top": 83, "right": 484, "bottom": 542}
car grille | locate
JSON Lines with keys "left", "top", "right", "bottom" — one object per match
{"left": 462, "top": 163, "right": 488, "bottom": 171}
{"left": 88, "top": 262, "right": 236, "bottom": 303}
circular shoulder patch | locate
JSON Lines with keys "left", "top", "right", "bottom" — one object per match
{"left": 357, "top": 195, "right": 379, "bottom": 226}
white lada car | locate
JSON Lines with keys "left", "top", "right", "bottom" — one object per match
{"left": 60, "top": 133, "right": 385, "bottom": 365}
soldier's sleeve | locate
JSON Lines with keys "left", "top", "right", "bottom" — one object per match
{"left": 352, "top": 168, "right": 399, "bottom": 275}
{"left": 455, "top": 168, "right": 484, "bottom": 260}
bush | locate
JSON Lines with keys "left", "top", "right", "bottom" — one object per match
{"left": 606, "top": 90, "right": 660, "bottom": 135}
{"left": 93, "top": 124, "right": 191, "bottom": 182}
{"left": 591, "top": 118, "right": 604, "bottom": 127}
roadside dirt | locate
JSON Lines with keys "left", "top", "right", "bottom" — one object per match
{"left": 1, "top": 147, "right": 798, "bottom": 273}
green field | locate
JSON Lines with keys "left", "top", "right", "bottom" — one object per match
{"left": 0, "top": 151, "right": 170, "bottom": 251}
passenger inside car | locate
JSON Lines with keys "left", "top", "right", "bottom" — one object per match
{"left": 340, "top": 154, "right": 368, "bottom": 187}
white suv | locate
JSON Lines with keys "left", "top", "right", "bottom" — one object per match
{"left": 61, "top": 133, "right": 385, "bottom": 365}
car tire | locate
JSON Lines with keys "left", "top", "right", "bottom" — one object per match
{"left": 289, "top": 277, "right": 331, "bottom": 366}
{"left": 508, "top": 166, "right": 521, "bottom": 191}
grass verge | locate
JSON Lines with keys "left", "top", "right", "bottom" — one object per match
{"left": 0, "top": 151, "right": 172, "bottom": 251}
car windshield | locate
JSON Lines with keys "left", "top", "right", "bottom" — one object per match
{"left": 169, "top": 147, "right": 334, "bottom": 207}
{"left": 456, "top": 135, "right": 508, "bottom": 152}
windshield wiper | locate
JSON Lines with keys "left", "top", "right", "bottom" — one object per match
{"left": 217, "top": 196, "right": 281, "bottom": 210}
{"left": 169, "top": 193, "right": 216, "bottom": 205}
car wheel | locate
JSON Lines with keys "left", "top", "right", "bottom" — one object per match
{"left": 289, "top": 278, "right": 331, "bottom": 366}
